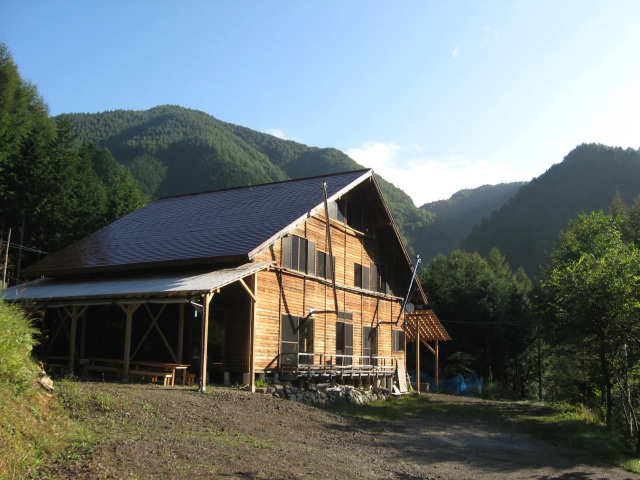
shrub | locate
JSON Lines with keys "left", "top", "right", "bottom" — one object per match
{"left": 0, "top": 301, "right": 39, "bottom": 391}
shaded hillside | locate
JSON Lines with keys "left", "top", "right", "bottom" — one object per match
{"left": 462, "top": 143, "right": 640, "bottom": 277}
{"left": 416, "top": 182, "right": 525, "bottom": 262}
{"left": 64, "top": 105, "right": 434, "bottom": 253}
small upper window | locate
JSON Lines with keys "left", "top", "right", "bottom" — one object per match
{"left": 347, "top": 202, "right": 364, "bottom": 232}
{"left": 354, "top": 263, "right": 370, "bottom": 289}
{"left": 316, "top": 251, "right": 334, "bottom": 280}
{"left": 282, "top": 235, "right": 315, "bottom": 274}
{"left": 328, "top": 200, "right": 345, "bottom": 223}
{"left": 392, "top": 330, "right": 405, "bottom": 352}
{"left": 372, "top": 263, "right": 393, "bottom": 294}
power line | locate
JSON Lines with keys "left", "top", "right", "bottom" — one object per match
{"left": 440, "top": 319, "right": 540, "bottom": 324}
{"left": 0, "top": 239, "right": 47, "bottom": 255}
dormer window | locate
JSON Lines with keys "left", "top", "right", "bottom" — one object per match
{"left": 328, "top": 198, "right": 366, "bottom": 233}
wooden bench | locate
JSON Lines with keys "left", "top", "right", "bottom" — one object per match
{"left": 129, "top": 369, "right": 173, "bottom": 386}
{"left": 84, "top": 358, "right": 124, "bottom": 379}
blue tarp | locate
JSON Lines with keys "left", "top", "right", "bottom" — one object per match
{"left": 408, "top": 370, "right": 483, "bottom": 396}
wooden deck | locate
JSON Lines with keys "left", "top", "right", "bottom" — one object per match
{"left": 280, "top": 353, "right": 396, "bottom": 379}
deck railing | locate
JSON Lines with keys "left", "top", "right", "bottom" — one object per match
{"left": 280, "top": 353, "right": 396, "bottom": 377}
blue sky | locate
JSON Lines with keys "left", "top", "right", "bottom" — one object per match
{"left": 2, "top": 1, "right": 639, "bottom": 205}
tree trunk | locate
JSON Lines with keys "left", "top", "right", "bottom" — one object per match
{"left": 598, "top": 337, "right": 612, "bottom": 428}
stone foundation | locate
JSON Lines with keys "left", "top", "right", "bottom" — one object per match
{"left": 268, "top": 382, "right": 389, "bottom": 404}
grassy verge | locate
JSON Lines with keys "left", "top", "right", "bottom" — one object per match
{"left": 0, "top": 301, "right": 98, "bottom": 479}
{"left": 320, "top": 394, "right": 640, "bottom": 474}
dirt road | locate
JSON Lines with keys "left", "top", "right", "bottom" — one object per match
{"left": 40, "top": 383, "right": 635, "bottom": 479}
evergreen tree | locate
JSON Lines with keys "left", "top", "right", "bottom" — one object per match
{"left": 0, "top": 44, "right": 146, "bottom": 281}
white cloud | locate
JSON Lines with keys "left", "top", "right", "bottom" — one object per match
{"left": 265, "top": 128, "right": 288, "bottom": 139}
{"left": 451, "top": 46, "right": 460, "bottom": 58}
{"left": 346, "top": 142, "right": 539, "bottom": 207}
{"left": 346, "top": 141, "right": 403, "bottom": 171}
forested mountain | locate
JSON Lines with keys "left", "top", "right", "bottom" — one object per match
{"left": 64, "top": 105, "right": 435, "bottom": 253}
{"left": 416, "top": 182, "right": 525, "bottom": 262}
{"left": 462, "top": 143, "right": 640, "bottom": 277}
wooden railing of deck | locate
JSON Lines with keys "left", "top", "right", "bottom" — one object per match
{"left": 280, "top": 353, "right": 396, "bottom": 377}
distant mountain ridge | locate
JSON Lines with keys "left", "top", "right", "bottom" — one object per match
{"left": 462, "top": 143, "right": 640, "bottom": 277}
{"left": 415, "top": 182, "right": 526, "bottom": 262}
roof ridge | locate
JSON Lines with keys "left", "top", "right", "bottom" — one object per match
{"left": 156, "top": 168, "right": 372, "bottom": 201}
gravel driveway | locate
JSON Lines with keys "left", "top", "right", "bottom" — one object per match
{"left": 39, "top": 383, "right": 636, "bottom": 479}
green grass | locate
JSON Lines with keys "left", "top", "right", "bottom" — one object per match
{"left": 0, "top": 302, "right": 88, "bottom": 479}
{"left": 320, "top": 394, "right": 639, "bottom": 474}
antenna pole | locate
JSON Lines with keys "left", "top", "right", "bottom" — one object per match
{"left": 396, "top": 255, "right": 421, "bottom": 325}
{"left": 322, "top": 182, "right": 339, "bottom": 313}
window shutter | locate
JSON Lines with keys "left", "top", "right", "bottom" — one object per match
{"left": 328, "top": 201, "right": 337, "bottom": 220}
{"left": 362, "top": 265, "right": 370, "bottom": 290}
{"left": 354, "top": 263, "right": 362, "bottom": 288}
{"left": 363, "top": 326, "right": 372, "bottom": 357}
{"left": 370, "top": 262, "right": 378, "bottom": 291}
{"left": 306, "top": 240, "right": 316, "bottom": 275}
{"left": 329, "top": 255, "right": 335, "bottom": 281}
{"left": 386, "top": 267, "right": 394, "bottom": 295}
{"left": 345, "top": 323, "right": 353, "bottom": 355}
{"left": 282, "top": 236, "right": 292, "bottom": 269}
{"left": 371, "top": 328, "right": 378, "bottom": 356}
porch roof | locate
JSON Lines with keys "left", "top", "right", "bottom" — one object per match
{"left": 1, "top": 261, "right": 274, "bottom": 306}
{"left": 404, "top": 310, "right": 451, "bottom": 342}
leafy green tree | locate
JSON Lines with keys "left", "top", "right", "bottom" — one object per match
{"left": 539, "top": 210, "right": 640, "bottom": 443}
{"left": 420, "top": 249, "right": 533, "bottom": 393}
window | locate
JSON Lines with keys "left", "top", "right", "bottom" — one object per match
{"left": 336, "top": 321, "right": 353, "bottom": 366}
{"left": 282, "top": 235, "right": 316, "bottom": 274}
{"left": 328, "top": 200, "right": 345, "bottom": 223}
{"left": 281, "top": 314, "right": 314, "bottom": 366}
{"left": 329, "top": 199, "right": 366, "bottom": 232}
{"left": 316, "top": 251, "right": 334, "bottom": 280}
{"left": 354, "top": 263, "right": 370, "bottom": 289}
{"left": 392, "top": 329, "right": 405, "bottom": 352}
{"left": 347, "top": 202, "right": 364, "bottom": 232}
{"left": 371, "top": 263, "right": 394, "bottom": 295}
{"left": 363, "top": 326, "right": 378, "bottom": 365}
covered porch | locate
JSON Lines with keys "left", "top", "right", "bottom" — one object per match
{"left": 2, "top": 261, "right": 273, "bottom": 391}
{"left": 404, "top": 310, "right": 451, "bottom": 393}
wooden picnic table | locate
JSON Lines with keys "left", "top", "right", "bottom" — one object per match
{"left": 130, "top": 360, "right": 190, "bottom": 386}
{"left": 87, "top": 358, "right": 190, "bottom": 386}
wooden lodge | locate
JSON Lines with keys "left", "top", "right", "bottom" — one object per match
{"left": 2, "top": 169, "right": 448, "bottom": 391}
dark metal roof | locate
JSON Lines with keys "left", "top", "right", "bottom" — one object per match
{"left": 23, "top": 169, "right": 373, "bottom": 276}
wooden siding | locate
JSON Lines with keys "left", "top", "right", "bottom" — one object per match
{"left": 250, "top": 208, "right": 406, "bottom": 372}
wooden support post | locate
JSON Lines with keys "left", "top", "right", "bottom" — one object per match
{"left": 120, "top": 304, "right": 141, "bottom": 381}
{"left": 200, "top": 292, "right": 214, "bottom": 392}
{"left": 416, "top": 317, "right": 420, "bottom": 394}
{"left": 177, "top": 303, "right": 185, "bottom": 363}
{"left": 68, "top": 309, "right": 78, "bottom": 374}
{"left": 80, "top": 313, "right": 87, "bottom": 359}
{"left": 65, "top": 306, "right": 88, "bottom": 374}
{"left": 250, "top": 273, "right": 257, "bottom": 393}
{"left": 435, "top": 340, "right": 439, "bottom": 394}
